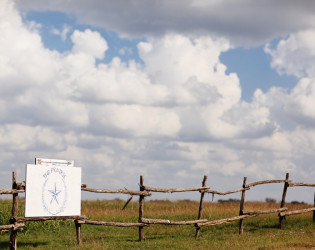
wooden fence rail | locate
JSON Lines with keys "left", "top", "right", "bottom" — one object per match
{"left": 143, "top": 186, "right": 210, "bottom": 193}
{"left": 280, "top": 207, "right": 315, "bottom": 217}
{"left": 0, "top": 224, "right": 24, "bottom": 232}
{"left": 0, "top": 190, "right": 24, "bottom": 194}
{"left": 0, "top": 171, "right": 314, "bottom": 249}
{"left": 197, "top": 214, "right": 252, "bottom": 227}
{"left": 79, "top": 220, "right": 149, "bottom": 227}
{"left": 204, "top": 187, "right": 249, "bottom": 195}
{"left": 81, "top": 187, "right": 151, "bottom": 196}
{"left": 242, "top": 207, "right": 288, "bottom": 215}
{"left": 245, "top": 179, "right": 292, "bottom": 188}
{"left": 289, "top": 182, "right": 315, "bottom": 187}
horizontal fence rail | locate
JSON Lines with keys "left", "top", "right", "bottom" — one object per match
{"left": 289, "top": 182, "right": 315, "bottom": 187}
{"left": 204, "top": 187, "right": 250, "bottom": 195}
{"left": 245, "top": 179, "right": 292, "bottom": 188}
{"left": 242, "top": 207, "right": 288, "bottom": 215}
{"left": 143, "top": 186, "right": 210, "bottom": 193}
{"left": 0, "top": 223, "right": 24, "bottom": 232}
{"left": 197, "top": 215, "right": 252, "bottom": 227}
{"left": 81, "top": 187, "right": 151, "bottom": 196}
{"left": 0, "top": 189, "right": 24, "bottom": 194}
{"left": 140, "top": 218, "right": 207, "bottom": 225}
{"left": 0, "top": 171, "right": 314, "bottom": 249}
{"left": 280, "top": 207, "right": 315, "bottom": 217}
{"left": 78, "top": 220, "right": 149, "bottom": 227}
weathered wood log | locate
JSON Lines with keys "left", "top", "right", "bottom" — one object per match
{"left": 0, "top": 189, "right": 24, "bottom": 194}
{"left": 289, "top": 182, "right": 315, "bottom": 187}
{"left": 16, "top": 181, "right": 25, "bottom": 190}
{"left": 279, "top": 173, "right": 290, "bottom": 229}
{"left": 0, "top": 223, "right": 24, "bottom": 232}
{"left": 14, "top": 216, "right": 85, "bottom": 223}
{"left": 169, "top": 219, "right": 208, "bottom": 225}
{"left": 143, "top": 186, "right": 210, "bottom": 193}
{"left": 0, "top": 224, "right": 14, "bottom": 231}
{"left": 80, "top": 220, "right": 149, "bottom": 227}
{"left": 81, "top": 187, "right": 151, "bottom": 196}
{"left": 141, "top": 218, "right": 207, "bottom": 225}
{"left": 10, "top": 172, "right": 19, "bottom": 250}
{"left": 141, "top": 218, "right": 170, "bottom": 224}
{"left": 138, "top": 176, "right": 145, "bottom": 242}
{"left": 239, "top": 177, "right": 247, "bottom": 235}
{"left": 195, "top": 175, "right": 207, "bottom": 238}
{"left": 245, "top": 179, "right": 292, "bottom": 188}
{"left": 279, "top": 207, "right": 315, "bottom": 217}
{"left": 204, "top": 187, "right": 250, "bottom": 195}
{"left": 13, "top": 223, "right": 24, "bottom": 230}
{"left": 197, "top": 215, "right": 252, "bottom": 227}
{"left": 75, "top": 220, "right": 82, "bottom": 246}
{"left": 243, "top": 207, "right": 288, "bottom": 215}
{"left": 122, "top": 196, "right": 133, "bottom": 210}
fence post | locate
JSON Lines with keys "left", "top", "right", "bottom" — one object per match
{"left": 75, "top": 220, "right": 82, "bottom": 246}
{"left": 195, "top": 175, "right": 207, "bottom": 238}
{"left": 239, "top": 177, "right": 247, "bottom": 235}
{"left": 10, "top": 172, "right": 18, "bottom": 250}
{"left": 279, "top": 173, "right": 289, "bottom": 229}
{"left": 138, "top": 176, "right": 144, "bottom": 242}
{"left": 313, "top": 192, "right": 315, "bottom": 223}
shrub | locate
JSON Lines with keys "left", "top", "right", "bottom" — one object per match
{"left": 265, "top": 198, "right": 276, "bottom": 203}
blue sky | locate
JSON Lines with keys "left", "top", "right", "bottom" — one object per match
{"left": 25, "top": 10, "right": 298, "bottom": 102}
{"left": 221, "top": 45, "right": 298, "bottom": 100}
{"left": 24, "top": 11, "right": 144, "bottom": 64}
{"left": 2, "top": 0, "right": 315, "bottom": 202}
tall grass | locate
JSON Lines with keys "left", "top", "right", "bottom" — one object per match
{"left": 0, "top": 199, "right": 314, "bottom": 249}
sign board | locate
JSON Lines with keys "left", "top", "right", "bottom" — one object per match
{"left": 25, "top": 164, "right": 81, "bottom": 217}
{"left": 35, "top": 158, "right": 74, "bottom": 167}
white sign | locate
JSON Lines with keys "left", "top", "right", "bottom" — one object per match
{"left": 35, "top": 158, "right": 74, "bottom": 167}
{"left": 25, "top": 164, "right": 81, "bottom": 217}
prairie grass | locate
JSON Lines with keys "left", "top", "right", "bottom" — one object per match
{"left": 0, "top": 199, "right": 314, "bottom": 249}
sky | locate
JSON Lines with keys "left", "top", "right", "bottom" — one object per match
{"left": 1, "top": 0, "right": 315, "bottom": 202}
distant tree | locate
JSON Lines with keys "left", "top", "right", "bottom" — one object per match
{"left": 265, "top": 198, "right": 276, "bottom": 203}
{"left": 218, "top": 198, "right": 240, "bottom": 203}
{"left": 290, "top": 200, "right": 305, "bottom": 204}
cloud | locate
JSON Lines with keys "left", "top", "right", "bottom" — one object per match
{"left": 71, "top": 29, "right": 108, "bottom": 59}
{"left": 15, "top": 0, "right": 315, "bottom": 46}
{"left": 51, "top": 24, "right": 71, "bottom": 41}
{"left": 90, "top": 104, "right": 181, "bottom": 138}
{"left": 265, "top": 30, "right": 315, "bottom": 127}
{"left": 265, "top": 29, "right": 315, "bottom": 78}
{"left": 0, "top": 124, "right": 68, "bottom": 152}
{"left": 285, "top": 78, "right": 315, "bottom": 126}
{"left": 1, "top": 0, "right": 315, "bottom": 202}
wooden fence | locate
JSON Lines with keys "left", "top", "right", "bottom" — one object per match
{"left": 0, "top": 172, "right": 314, "bottom": 249}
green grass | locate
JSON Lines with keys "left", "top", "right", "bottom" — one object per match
{"left": 0, "top": 200, "right": 314, "bottom": 249}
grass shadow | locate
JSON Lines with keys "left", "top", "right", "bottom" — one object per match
{"left": 143, "top": 235, "right": 176, "bottom": 240}
{"left": 0, "top": 241, "right": 48, "bottom": 248}
{"left": 245, "top": 221, "right": 280, "bottom": 232}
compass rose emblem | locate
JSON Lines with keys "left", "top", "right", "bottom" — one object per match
{"left": 42, "top": 169, "right": 68, "bottom": 215}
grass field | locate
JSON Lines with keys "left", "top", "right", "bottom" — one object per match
{"left": 0, "top": 199, "right": 314, "bottom": 249}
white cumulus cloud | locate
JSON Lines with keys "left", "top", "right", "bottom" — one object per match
{"left": 1, "top": 0, "right": 315, "bottom": 202}
{"left": 265, "top": 29, "right": 315, "bottom": 78}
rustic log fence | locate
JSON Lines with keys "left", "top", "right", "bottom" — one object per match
{"left": 0, "top": 172, "right": 314, "bottom": 249}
